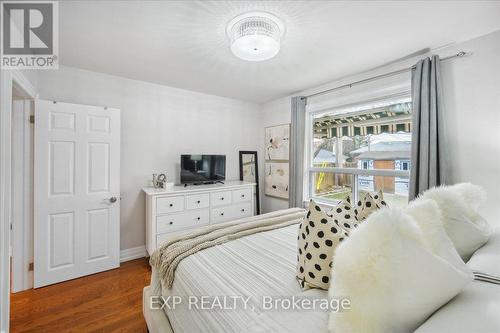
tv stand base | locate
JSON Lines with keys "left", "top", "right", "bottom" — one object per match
{"left": 184, "top": 181, "right": 225, "bottom": 187}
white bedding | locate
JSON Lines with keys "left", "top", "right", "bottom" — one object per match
{"left": 149, "top": 226, "right": 500, "bottom": 333}
{"left": 414, "top": 281, "right": 500, "bottom": 333}
{"left": 467, "top": 230, "right": 500, "bottom": 276}
{"left": 151, "top": 224, "right": 329, "bottom": 333}
{"left": 415, "top": 231, "right": 500, "bottom": 333}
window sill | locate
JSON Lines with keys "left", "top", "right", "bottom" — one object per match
{"left": 303, "top": 197, "right": 342, "bottom": 210}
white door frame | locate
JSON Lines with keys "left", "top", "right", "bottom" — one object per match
{"left": 0, "top": 69, "right": 37, "bottom": 333}
{"left": 11, "top": 100, "right": 34, "bottom": 292}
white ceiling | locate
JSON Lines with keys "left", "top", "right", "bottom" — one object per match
{"left": 60, "top": 1, "right": 500, "bottom": 103}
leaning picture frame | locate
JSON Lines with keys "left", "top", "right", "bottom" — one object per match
{"left": 239, "top": 151, "right": 260, "bottom": 214}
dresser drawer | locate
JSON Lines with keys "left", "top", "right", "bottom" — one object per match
{"left": 155, "top": 230, "right": 194, "bottom": 249}
{"left": 157, "top": 229, "right": 185, "bottom": 248}
{"left": 232, "top": 188, "right": 252, "bottom": 203}
{"left": 157, "top": 233, "right": 171, "bottom": 248}
{"left": 157, "top": 209, "right": 209, "bottom": 233}
{"left": 186, "top": 193, "right": 209, "bottom": 210}
{"left": 210, "top": 191, "right": 232, "bottom": 207}
{"left": 232, "top": 202, "right": 253, "bottom": 219}
{"left": 211, "top": 206, "right": 234, "bottom": 224}
{"left": 156, "top": 196, "right": 185, "bottom": 215}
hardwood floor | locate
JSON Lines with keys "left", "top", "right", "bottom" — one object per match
{"left": 10, "top": 258, "right": 151, "bottom": 333}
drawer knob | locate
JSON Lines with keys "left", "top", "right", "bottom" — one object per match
{"left": 220, "top": 213, "right": 224, "bottom": 216}
{"left": 169, "top": 221, "right": 173, "bottom": 225}
{"left": 241, "top": 194, "right": 245, "bottom": 198}
{"left": 197, "top": 217, "right": 200, "bottom": 220}
{"left": 169, "top": 203, "right": 173, "bottom": 207}
{"left": 197, "top": 200, "right": 201, "bottom": 204}
{"left": 241, "top": 209, "right": 245, "bottom": 212}
{"left": 221, "top": 197, "right": 224, "bottom": 200}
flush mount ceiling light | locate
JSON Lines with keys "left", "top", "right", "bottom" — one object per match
{"left": 226, "top": 11, "right": 285, "bottom": 62}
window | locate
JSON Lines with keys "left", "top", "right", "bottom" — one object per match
{"left": 310, "top": 95, "right": 412, "bottom": 207}
{"left": 311, "top": 172, "right": 352, "bottom": 202}
{"left": 396, "top": 123, "right": 406, "bottom": 132}
{"left": 397, "top": 160, "right": 410, "bottom": 171}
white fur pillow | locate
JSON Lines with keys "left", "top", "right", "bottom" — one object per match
{"left": 405, "top": 198, "right": 466, "bottom": 269}
{"left": 419, "top": 183, "right": 491, "bottom": 261}
{"left": 328, "top": 207, "right": 472, "bottom": 333}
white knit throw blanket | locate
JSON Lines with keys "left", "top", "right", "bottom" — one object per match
{"left": 150, "top": 208, "right": 306, "bottom": 289}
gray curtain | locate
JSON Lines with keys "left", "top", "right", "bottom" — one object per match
{"left": 409, "top": 55, "right": 447, "bottom": 200}
{"left": 289, "top": 96, "right": 307, "bottom": 208}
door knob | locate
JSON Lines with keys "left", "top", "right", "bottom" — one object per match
{"left": 109, "top": 197, "right": 117, "bottom": 203}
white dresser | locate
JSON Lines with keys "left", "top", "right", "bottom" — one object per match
{"left": 143, "top": 181, "right": 256, "bottom": 255}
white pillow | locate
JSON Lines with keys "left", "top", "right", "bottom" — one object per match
{"left": 328, "top": 207, "right": 473, "bottom": 333}
{"left": 405, "top": 198, "right": 466, "bottom": 269}
{"left": 419, "top": 183, "right": 491, "bottom": 261}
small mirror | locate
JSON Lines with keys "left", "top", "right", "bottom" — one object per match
{"left": 239, "top": 151, "right": 260, "bottom": 214}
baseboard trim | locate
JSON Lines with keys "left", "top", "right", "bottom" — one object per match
{"left": 120, "top": 245, "right": 147, "bottom": 263}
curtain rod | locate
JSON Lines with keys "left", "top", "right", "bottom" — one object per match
{"left": 303, "top": 51, "right": 470, "bottom": 100}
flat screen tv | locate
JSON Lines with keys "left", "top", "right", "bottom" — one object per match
{"left": 180, "top": 155, "right": 226, "bottom": 184}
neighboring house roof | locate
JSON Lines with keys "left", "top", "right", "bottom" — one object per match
{"left": 349, "top": 133, "right": 411, "bottom": 161}
{"left": 369, "top": 132, "right": 411, "bottom": 145}
{"left": 351, "top": 141, "right": 411, "bottom": 154}
{"left": 356, "top": 150, "right": 411, "bottom": 160}
{"left": 313, "top": 149, "right": 350, "bottom": 163}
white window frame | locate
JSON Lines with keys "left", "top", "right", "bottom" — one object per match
{"left": 304, "top": 93, "right": 412, "bottom": 208}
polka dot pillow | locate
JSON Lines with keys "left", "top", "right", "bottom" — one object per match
{"left": 328, "top": 196, "right": 360, "bottom": 231}
{"left": 356, "top": 190, "right": 387, "bottom": 221}
{"left": 296, "top": 200, "right": 349, "bottom": 290}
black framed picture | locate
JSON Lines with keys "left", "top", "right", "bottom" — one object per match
{"left": 239, "top": 151, "right": 260, "bottom": 215}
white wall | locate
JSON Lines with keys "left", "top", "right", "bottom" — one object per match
{"left": 35, "top": 66, "right": 261, "bottom": 250}
{"left": 260, "top": 30, "right": 500, "bottom": 227}
{"left": 259, "top": 97, "right": 292, "bottom": 213}
{"left": 439, "top": 31, "right": 500, "bottom": 226}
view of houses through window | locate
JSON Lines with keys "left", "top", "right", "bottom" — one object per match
{"left": 310, "top": 96, "right": 412, "bottom": 207}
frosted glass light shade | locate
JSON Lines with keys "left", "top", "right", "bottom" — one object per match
{"left": 227, "top": 12, "right": 285, "bottom": 62}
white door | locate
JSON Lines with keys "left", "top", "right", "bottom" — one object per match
{"left": 34, "top": 100, "right": 120, "bottom": 288}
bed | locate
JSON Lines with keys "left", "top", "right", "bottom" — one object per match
{"left": 143, "top": 210, "right": 500, "bottom": 333}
